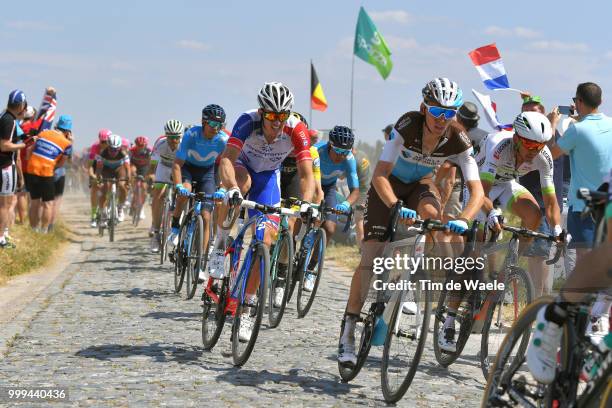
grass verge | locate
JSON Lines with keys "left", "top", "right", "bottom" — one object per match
{"left": 0, "top": 222, "right": 67, "bottom": 285}
{"left": 325, "top": 243, "right": 360, "bottom": 271}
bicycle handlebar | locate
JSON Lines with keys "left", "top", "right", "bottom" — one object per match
{"left": 240, "top": 199, "right": 300, "bottom": 217}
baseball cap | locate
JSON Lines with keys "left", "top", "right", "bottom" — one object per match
{"left": 8, "top": 89, "right": 27, "bottom": 105}
{"left": 57, "top": 114, "right": 73, "bottom": 131}
{"left": 522, "top": 95, "right": 543, "bottom": 106}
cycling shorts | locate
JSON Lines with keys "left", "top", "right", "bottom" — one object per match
{"left": 154, "top": 164, "right": 172, "bottom": 188}
{"left": 0, "top": 164, "right": 17, "bottom": 196}
{"left": 322, "top": 183, "right": 338, "bottom": 223}
{"left": 181, "top": 162, "right": 215, "bottom": 195}
{"left": 463, "top": 179, "right": 529, "bottom": 223}
{"left": 236, "top": 158, "right": 280, "bottom": 222}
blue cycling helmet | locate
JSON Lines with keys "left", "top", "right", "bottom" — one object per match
{"left": 328, "top": 125, "right": 354, "bottom": 149}
{"left": 422, "top": 77, "right": 463, "bottom": 108}
{"left": 202, "top": 104, "right": 226, "bottom": 122}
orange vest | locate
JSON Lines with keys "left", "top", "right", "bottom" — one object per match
{"left": 26, "top": 130, "right": 72, "bottom": 177}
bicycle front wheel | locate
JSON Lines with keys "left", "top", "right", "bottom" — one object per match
{"left": 296, "top": 228, "right": 326, "bottom": 318}
{"left": 202, "top": 276, "right": 228, "bottom": 350}
{"left": 109, "top": 192, "right": 116, "bottom": 242}
{"left": 481, "top": 296, "right": 553, "bottom": 408}
{"left": 432, "top": 286, "right": 474, "bottom": 368}
{"left": 480, "top": 266, "right": 533, "bottom": 379}
{"left": 160, "top": 198, "right": 171, "bottom": 265}
{"left": 231, "top": 242, "right": 270, "bottom": 367}
{"left": 268, "top": 230, "right": 294, "bottom": 328}
{"left": 381, "top": 284, "right": 431, "bottom": 403}
{"left": 185, "top": 215, "right": 204, "bottom": 300}
{"left": 173, "top": 225, "right": 188, "bottom": 293}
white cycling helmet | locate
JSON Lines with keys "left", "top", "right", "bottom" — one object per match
{"left": 164, "top": 119, "right": 184, "bottom": 136}
{"left": 108, "top": 133, "right": 122, "bottom": 149}
{"left": 513, "top": 111, "right": 552, "bottom": 143}
{"left": 422, "top": 77, "right": 463, "bottom": 108}
{"left": 257, "top": 82, "right": 294, "bottom": 112}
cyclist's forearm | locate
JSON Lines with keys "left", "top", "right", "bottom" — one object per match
{"left": 460, "top": 179, "right": 484, "bottom": 221}
{"left": 543, "top": 194, "right": 562, "bottom": 229}
{"left": 219, "top": 157, "right": 238, "bottom": 189}
{"left": 346, "top": 188, "right": 360, "bottom": 206}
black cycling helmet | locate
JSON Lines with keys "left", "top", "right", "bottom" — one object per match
{"left": 202, "top": 104, "right": 226, "bottom": 122}
{"left": 328, "top": 125, "right": 354, "bottom": 149}
{"left": 290, "top": 112, "right": 309, "bottom": 129}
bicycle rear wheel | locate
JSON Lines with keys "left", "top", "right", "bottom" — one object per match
{"left": 296, "top": 228, "right": 326, "bottom": 318}
{"left": 432, "top": 287, "right": 474, "bottom": 368}
{"left": 268, "top": 230, "right": 294, "bottom": 328}
{"left": 173, "top": 225, "right": 188, "bottom": 293}
{"left": 202, "top": 276, "right": 228, "bottom": 350}
{"left": 231, "top": 242, "right": 269, "bottom": 367}
{"left": 338, "top": 312, "right": 374, "bottom": 383}
{"left": 381, "top": 284, "right": 431, "bottom": 403}
{"left": 185, "top": 215, "right": 204, "bottom": 300}
{"left": 480, "top": 266, "right": 534, "bottom": 379}
{"left": 481, "top": 296, "right": 552, "bottom": 408}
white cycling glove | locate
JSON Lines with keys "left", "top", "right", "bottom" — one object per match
{"left": 487, "top": 208, "right": 503, "bottom": 230}
{"left": 224, "top": 187, "right": 243, "bottom": 205}
{"left": 299, "top": 203, "right": 319, "bottom": 219}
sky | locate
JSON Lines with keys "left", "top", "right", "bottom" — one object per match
{"left": 1, "top": 0, "right": 611, "bottom": 150}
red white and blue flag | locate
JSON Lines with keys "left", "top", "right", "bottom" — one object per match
{"left": 472, "top": 89, "right": 513, "bottom": 131}
{"left": 468, "top": 43, "right": 510, "bottom": 91}
{"left": 36, "top": 90, "right": 57, "bottom": 131}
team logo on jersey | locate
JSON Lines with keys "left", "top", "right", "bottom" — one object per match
{"left": 396, "top": 115, "right": 411, "bottom": 130}
{"left": 458, "top": 131, "right": 471, "bottom": 147}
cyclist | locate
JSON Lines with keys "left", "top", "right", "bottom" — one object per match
{"left": 129, "top": 136, "right": 152, "bottom": 221}
{"left": 527, "top": 169, "right": 612, "bottom": 384}
{"left": 437, "top": 111, "right": 565, "bottom": 353}
{"left": 168, "top": 104, "right": 228, "bottom": 281}
{"left": 216, "top": 81, "right": 315, "bottom": 341}
{"left": 88, "top": 129, "right": 112, "bottom": 227}
{"left": 149, "top": 120, "right": 184, "bottom": 253}
{"left": 94, "top": 134, "right": 130, "bottom": 225}
{"left": 338, "top": 78, "right": 484, "bottom": 366}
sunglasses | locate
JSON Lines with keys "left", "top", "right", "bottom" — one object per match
{"left": 262, "top": 111, "right": 290, "bottom": 122}
{"left": 205, "top": 120, "right": 224, "bottom": 130}
{"left": 517, "top": 135, "right": 545, "bottom": 151}
{"left": 166, "top": 135, "right": 181, "bottom": 140}
{"left": 423, "top": 102, "right": 457, "bottom": 120}
{"left": 332, "top": 146, "right": 351, "bottom": 156}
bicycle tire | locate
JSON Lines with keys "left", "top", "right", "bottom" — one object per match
{"left": 185, "top": 215, "right": 204, "bottom": 300}
{"left": 338, "top": 313, "right": 374, "bottom": 383}
{"left": 160, "top": 197, "right": 170, "bottom": 265}
{"left": 268, "top": 230, "right": 294, "bottom": 328}
{"left": 381, "top": 284, "right": 431, "bottom": 403}
{"left": 202, "top": 276, "right": 228, "bottom": 350}
{"left": 297, "top": 228, "right": 326, "bottom": 318}
{"left": 432, "top": 287, "right": 474, "bottom": 368}
{"left": 231, "top": 242, "right": 270, "bottom": 367}
{"left": 98, "top": 212, "right": 104, "bottom": 237}
{"left": 173, "top": 224, "right": 188, "bottom": 293}
{"left": 109, "top": 192, "right": 116, "bottom": 243}
{"left": 481, "top": 296, "right": 553, "bottom": 408}
{"left": 480, "top": 266, "right": 534, "bottom": 380}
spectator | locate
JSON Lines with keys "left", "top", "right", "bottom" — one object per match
{"left": 25, "top": 121, "right": 72, "bottom": 232}
{"left": 518, "top": 94, "right": 565, "bottom": 296}
{"left": 550, "top": 82, "right": 612, "bottom": 261}
{"left": 15, "top": 106, "right": 38, "bottom": 224}
{"left": 49, "top": 115, "right": 73, "bottom": 231}
{"left": 382, "top": 124, "right": 393, "bottom": 141}
{"left": 0, "top": 90, "right": 28, "bottom": 248}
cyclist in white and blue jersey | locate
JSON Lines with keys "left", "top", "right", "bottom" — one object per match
{"left": 168, "top": 105, "right": 228, "bottom": 272}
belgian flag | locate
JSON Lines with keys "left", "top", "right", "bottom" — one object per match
{"left": 311, "top": 62, "right": 328, "bottom": 111}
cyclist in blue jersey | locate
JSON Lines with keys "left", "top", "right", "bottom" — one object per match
{"left": 168, "top": 104, "right": 228, "bottom": 281}
{"left": 314, "top": 126, "right": 360, "bottom": 281}
{"left": 337, "top": 78, "right": 484, "bottom": 366}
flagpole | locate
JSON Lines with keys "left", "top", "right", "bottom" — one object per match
{"left": 350, "top": 53, "right": 355, "bottom": 129}
{"left": 309, "top": 59, "right": 313, "bottom": 128}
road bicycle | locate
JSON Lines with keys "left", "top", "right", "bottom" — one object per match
{"left": 201, "top": 197, "right": 298, "bottom": 367}
{"left": 173, "top": 191, "right": 215, "bottom": 300}
{"left": 130, "top": 175, "right": 147, "bottom": 227}
{"left": 97, "top": 177, "right": 127, "bottom": 242}
{"left": 433, "top": 220, "right": 565, "bottom": 379}
{"left": 481, "top": 186, "right": 610, "bottom": 407}
{"left": 157, "top": 182, "right": 176, "bottom": 265}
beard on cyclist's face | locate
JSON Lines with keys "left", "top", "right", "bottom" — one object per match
{"left": 167, "top": 138, "right": 180, "bottom": 149}
{"left": 421, "top": 101, "right": 454, "bottom": 136}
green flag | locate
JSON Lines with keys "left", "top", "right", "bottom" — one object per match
{"left": 354, "top": 6, "right": 393, "bottom": 79}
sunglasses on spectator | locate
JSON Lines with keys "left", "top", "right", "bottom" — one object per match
{"left": 205, "top": 120, "right": 224, "bottom": 130}
{"left": 332, "top": 146, "right": 351, "bottom": 156}
{"left": 517, "top": 135, "right": 545, "bottom": 151}
{"left": 262, "top": 111, "right": 290, "bottom": 122}
{"left": 423, "top": 102, "right": 457, "bottom": 120}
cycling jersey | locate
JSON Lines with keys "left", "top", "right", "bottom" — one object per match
{"left": 88, "top": 142, "right": 103, "bottom": 163}
{"left": 380, "top": 111, "right": 479, "bottom": 184}
{"left": 26, "top": 129, "right": 72, "bottom": 177}
{"left": 281, "top": 146, "right": 321, "bottom": 181}
{"left": 227, "top": 109, "right": 311, "bottom": 173}
{"left": 151, "top": 137, "right": 178, "bottom": 168}
{"left": 316, "top": 141, "right": 358, "bottom": 189}
{"left": 176, "top": 126, "right": 228, "bottom": 168}
{"left": 0, "top": 110, "right": 19, "bottom": 167}
{"left": 129, "top": 146, "right": 152, "bottom": 168}
{"left": 96, "top": 148, "right": 129, "bottom": 170}
{"left": 476, "top": 131, "right": 555, "bottom": 195}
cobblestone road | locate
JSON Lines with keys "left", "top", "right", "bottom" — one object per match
{"left": 0, "top": 196, "right": 486, "bottom": 407}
